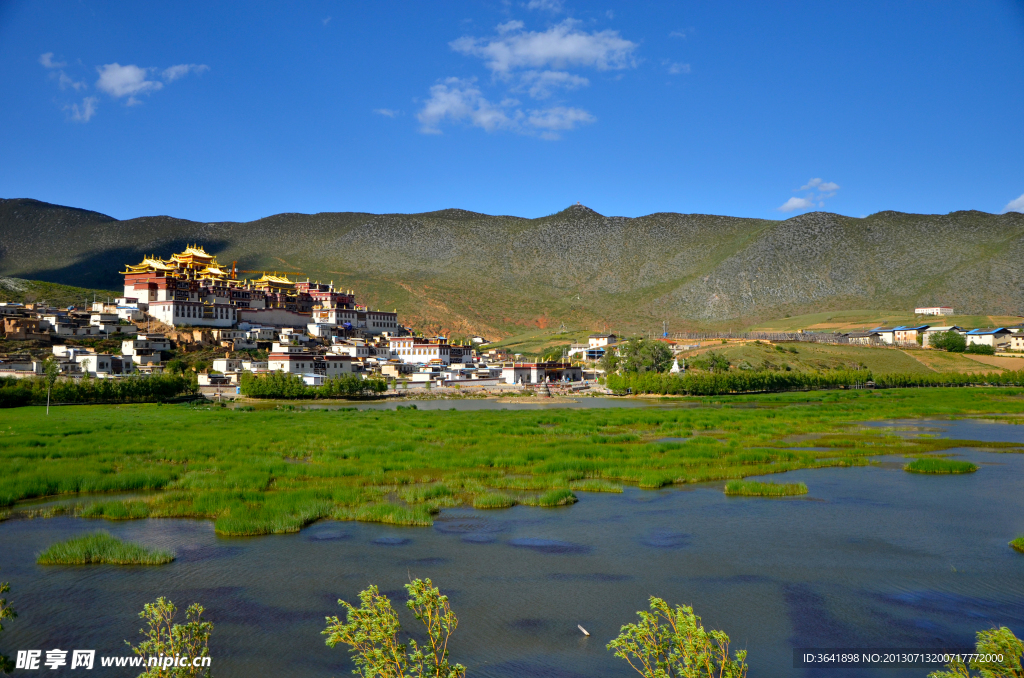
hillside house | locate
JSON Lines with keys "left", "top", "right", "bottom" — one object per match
{"left": 589, "top": 334, "right": 617, "bottom": 348}
{"left": 845, "top": 331, "right": 881, "bottom": 345}
{"left": 871, "top": 327, "right": 898, "bottom": 344}
{"left": 965, "top": 328, "right": 1012, "bottom": 350}
{"left": 2, "top": 317, "right": 49, "bottom": 341}
{"left": 1010, "top": 334, "right": 1024, "bottom": 352}
{"left": 915, "top": 307, "right": 954, "bottom": 316}
{"left": 268, "top": 351, "right": 354, "bottom": 377}
{"left": 389, "top": 337, "right": 452, "bottom": 365}
{"left": 893, "top": 325, "right": 929, "bottom": 344}
{"left": 501, "top": 361, "right": 582, "bottom": 385}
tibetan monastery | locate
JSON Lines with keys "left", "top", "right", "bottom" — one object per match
{"left": 121, "top": 245, "right": 399, "bottom": 332}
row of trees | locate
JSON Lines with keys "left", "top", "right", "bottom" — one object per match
{"left": 605, "top": 369, "right": 875, "bottom": 396}
{"left": 238, "top": 372, "right": 387, "bottom": 399}
{"left": 0, "top": 373, "right": 194, "bottom": 409}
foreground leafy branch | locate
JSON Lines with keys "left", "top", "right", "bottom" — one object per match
{"left": 126, "top": 597, "right": 213, "bottom": 677}
{"left": 323, "top": 578, "right": 465, "bottom": 678}
{"left": 607, "top": 597, "right": 747, "bottom": 678}
{"left": 928, "top": 627, "right": 1023, "bottom": 678}
{"left": 0, "top": 573, "right": 16, "bottom": 675}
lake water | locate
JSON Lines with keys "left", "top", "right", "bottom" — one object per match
{"left": 2, "top": 419, "right": 1023, "bottom": 677}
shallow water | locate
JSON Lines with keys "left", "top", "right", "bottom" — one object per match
{"left": 2, "top": 419, "right": 1023, "bottom": 677}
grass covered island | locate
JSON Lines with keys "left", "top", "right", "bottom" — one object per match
{"left": 37, "top": 532, "right": 174, "bottom": 565}
{"left": 903, "top": 458, "right": 978, "bottom": 474}
{"left": 724, "top": 480, "right": 808, "bottom": 497}
{"left": 1010, "top": 536, "right": 1024, "bottom": 554}
{"left": 3, "top": 387, "right": 1023, "bottom": 536}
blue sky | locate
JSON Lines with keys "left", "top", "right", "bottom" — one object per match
{"left": 1, "top": 1, "right": 1022, "bottom": 222}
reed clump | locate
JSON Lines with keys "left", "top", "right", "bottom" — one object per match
{"left": 724, "top": 480, "right": 808, "bottom": 497}
{"left": 472, "top": 493, "right": 517, "bottom": 509}
{"left": 336, "top": 503, "right": 434, "bottom": 526}
{"left": 37, "top": 532, "right": 174, "bottom": 565}
{"left": 569, "top": 479, "right": 623, "bottom": 493}
{"left": 903, "top": 458, "right": 977, "bottom": 474}
{"left": 1009, "top": 536, "right": 1024, "bottom": 554}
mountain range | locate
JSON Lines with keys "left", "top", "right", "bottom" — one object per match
{"left": 1, "top": 198, "right": 1022, "bottom": 338}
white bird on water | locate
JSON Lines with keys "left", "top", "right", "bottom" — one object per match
{"left": 578, "top": 624, "right": 590, "bottom": 636}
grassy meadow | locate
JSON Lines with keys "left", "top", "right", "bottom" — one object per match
{"left": 36, "top": 532, "right": 174, "bottom": 565}
{"left": 2, "top": 388, "right": 1023, "bottom": 535}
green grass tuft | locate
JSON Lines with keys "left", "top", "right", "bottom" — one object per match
{"left": 535, "top": 488, "right": 578, "bottom": 507}
{"left": 1009, "top": 536, "right": 1024, "bottom": 553}
{"left": 903, "top": 458, "right": 978, "bottom": 474}
{"left": 37, "top": 532, "right": 173, "bottom": 565}
{"left": 472, "top": 493, "right": 517, "bottom": 509}
{"left": 336, "top": 502, "right": 434, "bottom": 526}
{"left": 569, "top": 479, "right": 623, "bottom": 493}
{"left": 81, "top": 500, "right": 152, "bottom": 520}
{"left": 724, "top": 479, "right": 808, "bottom": 496}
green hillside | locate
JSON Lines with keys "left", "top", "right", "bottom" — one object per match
{"left": 2, "top": 198, "right": 1022, "bottom": 339}
{"left": 0, "top": 275, "right": 119, "bottom": 309}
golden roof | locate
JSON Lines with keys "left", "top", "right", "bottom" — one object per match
{"left": 254, "top": 274, "right": 295, "bottom": 284}
{"left": 121, "top": 257, "right": 176, "bottom": 274}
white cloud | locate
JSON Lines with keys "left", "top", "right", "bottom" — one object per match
{"left": 526, "top": 106, "right": 595, "bottom": 137}
{"left": 1003, "top": 193, "right": 1024, "bottom": 214}
{"left": 669, "top": 29, "right": 691, "bottom": 38}
{"left": 65, "top": 96, "right": 98, "bottom": 123}
{"left": 374, "top": 108, "right": 400, "bottom": 118}
{"left": 525, "top": 0, "right": 563, "bottom": 11}
{"left": 39, "top": 52, "right": 66, "bottom": 69}
{"left": 322, "top": 16, "right": 332, "bottom": 25}
{"left": 450, "top": 19, "right": 638, "bottom": 75}
{"left": 664, "top": 61, "right": 691, "bottom": 75}
{"left": 58, "top": 71, "right": 87, "bottom": 91}
{"left": 418, "top": 78, "right": 517, "bottom": 134}
{"left": 778, "top": 197, "right": 815, "bottom": 213}
{"left": 417, "top": 77, "right": 593, "bottom": 139}
{"left": 779, "top": 177, "right": 841, "bottom": 212}
{"left": 96, "top": 63, "right": 163, "bottom": 98}
{"left": 162, "top": 63, "right": 209, "bottom": 82}
{"left": 497, "top": 20, "right": 524, "bottom": 34}
{"left": 517, "top": 69, "right": 589, "bottom": 99}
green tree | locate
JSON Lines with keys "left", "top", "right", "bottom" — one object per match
{"left": 965, "top": 343, "right": 996, "bottom": 356}
{"left": 126, "top": 597, "right": 213, "bottom": 678}
{"left": 687, "top": 351, "right": 731, "bottom": 373}
{"left": 928, "top": 626, "right": 1022, "bottom": 678}
{"left": 930, "top": 331, "right": 967, "bottom": 353}
{"left": 607, "top": 597, "right": 748, "bottom": 678}
{"left": 0, "top": 573, "right": 16, "bottom": 674}
{"left": 607, "top": 339, "right": 673, "bottom": 374}
{"left": 323, "top": 578, "right": 465, "bottom": 678}
{"left": 43, "top": 356, "right": 60, "bottom": 415}
{"left": 165, "top": 359, "right": 187, "bottom": 375}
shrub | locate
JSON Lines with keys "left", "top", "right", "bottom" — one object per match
{"left": 127, "top": 597, "right": 213, "bottom": 677}
{"left": 323, "top": 579, "right": 465, "bottom": 678}
{"left": 1010, "top": 536, "right": 1024, "bottom": 554}
{"left": 930, "top": 330, "right": 966, "bottom": 353}
{"left": 608, "top": 597, "right": 748, "bottom": 677}
{"left": 965, "top": 343, "right": 996, "bottom": 355}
